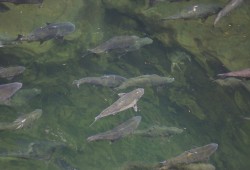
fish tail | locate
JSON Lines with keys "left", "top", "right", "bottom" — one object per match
{"left": 15, "top": 34, "right": 24, "bottom": 41}
{"left": 89, "top": 119, "right": 97, "bottom": 127}
{"left": 81, "top": 51, "right": 91, "bottom": 58}
{"left": 217, "top": 73, "right": 226, "bottom": 78}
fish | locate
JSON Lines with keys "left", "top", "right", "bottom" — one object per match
{"left": 115, "top": 74, "right": 174, "bottom": 90}
{"left": 0, "top": 66, "right": 25, "bottom": 80}
{"left": 217, "top": 68, "right": 250, "bottom": 78}
{"left": 133, "top": 125, "right": 183, "bottom": 137}
{"left": 0, "top": 2, "right": 9, "bottom": 12}
{"left": 0, "top": 140, "right": 64, "bottom": 160}
{"left": 161, "top": 4, "right": 221, "bottom": 20}
{"left": 90, "top": 88, "right": 144, "bottom": 126}
{"left": 10, "top": 88, "right": 41, "bottom": 106}
{"left": 87, "top": 116, "right": 141, "bottom": 142}
{"left": 0, "top": 0, "right": 43, "bottom": 4}
{"left": 72, "top": 75, "right": 127, "bottom": 88}
{"left": 0, "top": 82, "right": 22, "bottom": 105}
{"left": 0, "top": 109, "right": 42, "bottom": 131}
{"left": 83, "top": 35, "right": 153, "bottom": 57}
{"left": 157, "top": 143, "right": 218, "bottom": 170}
{"left": 214, "top": 0, "right": 244, "bottom": 26}
{"left": 0, "top": 34, "right": 20, "bottom": 47}
{"left": 16, "top": 22, "right": 75, "bottom": 44}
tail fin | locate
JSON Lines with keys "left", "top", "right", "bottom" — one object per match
{"left": 217, "top": 73, "right": 226, "bottom": 79}
{"left": 81, "top": 51, "right": 92, "bottom": 58}
{"left": 15, "top": 34, "right": 24, "bottom": 41}
{"left": 89, "top": 118, "right": 98, "bottom": 127}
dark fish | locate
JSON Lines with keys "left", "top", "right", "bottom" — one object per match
{"left": 72, "top": 75, "right": 127, "bottom": 88}
{"left": 87, "top": 116, "right": 141, "bottom": 142}
{"left": 0, "top": 109, "right": 42, "bottom": 131}
{"left": 214, "top": 0, "right": 244, "bottom": 26}
{"left": 162, "top": 4, "right": 221, "bottom": 20}
{"left": 83, "top": 35, "right": 153, "bottom": 57}
{"left": 90, "top": 88, "right": 144, "bottom": 126}
{"left": 217, "top": 68, "right": 250, "bottom": 78}
{"left": 158, "top": 143, "right": 218, "bottom": 170}
{"left": 0, "top": 141, "right": 64, "bottom": 160}
{"left": 115, "top": 74, "right": 174, "bottom": 90}
{"left": 0, "top": 0, "right": 43, "bottom": 4}
{"left": 133, "top": 125, "right": 183, "bottom": 137}
{"left": 0, "top": 82, "right": 22, "bottom": 105}
{"left": 10, "top": 88, "right": 41, "bottom": 106}
{"left": 0, "top": 2, "right": 9, "bottom": 12}
{"left": 149, "top": 0, "right": 190, "bottom": 7}
{"left": 17, "top": 22, "right": 75, "bottom": 44}
{"left": 0, "top": 66, "right": 25, "bottom": 80}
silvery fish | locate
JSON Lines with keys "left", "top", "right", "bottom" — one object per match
{"left": 87, "top": 116, "right": 141, "bottom": 142}
{"left": 0, "top": 66, "right": 25, "bottom": 80}
{"left": 17, "top": 22, "right": 75, "bottom": 44}
{"left": 83, "top": 35, "right": 153, "bottom": 57}
{"left": 0, "top": 82, "right": 22, "bottom": 105}
{"left": 10, "top": 88, "right": 41, "bottom": 106}
{"left": 0, "top": 140, "right": 64, "bottom": 160}
{"left": 0, "top": 109, "right": 42, "bottom": 131}
{"left": 158, "top": 143, "right": 218, "bottom": 170}
{"left": 0, "top": 0, "right": 43, "bottom": 4}
{"left": 217, "top": 68, "right": 250, "bottom": 78}
{"left": 133, "top": 125, "right": 183, "bottom": 137}
{"left": 214, "top": 0, "right": 244, "bottom": 26}
{"left": 115, "top": 74, "right": 174, "bottom": 90}
{"left": 90, "top": 88, "right": 144, "bottom": 126}
{"left": 72, "top": 75, "right": 127, "bottom": 88}
{"left": 162, "top": 4, "right": 221, "bottom": 20}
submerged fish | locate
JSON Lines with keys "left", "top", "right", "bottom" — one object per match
{"left": 0, "top": 66, "right": 25, "bottom": 80}
{"left": 0, "top": 82, "right": 22, "bottom": 105}
{"left": 90, "top": 88, "right": 144, "bottom": 126}
{"left": 162, "top": 4, "right": 221, "bottom": 20}
{"left": 0, "top": 109, "right": 42, "bottom": 131}
{"left": 0, "top": 0, "right": 43, "bottom": 4}
{"left": 83, "top": 35, "right": 153, "bottom": 57}
{"left": 158, "top": 143, "right": 218, "bottom": 170}
{"left": 72, "top": 75, "right": 127, "bottom": 88}
{"left": 115, "top": 74, "right": 174, "bottom": 90}
{"left": 133, "top": 125, "right": 183, "bottom": 137}
{"left": 17, "top": 22, "right": 75, "bottom": 44}
{"left": 0, "top": 140, "right": 64, "bottom": 160}
{"left": 214, "top": 0, "right": 244, "bottom": 26}
{"left": 87, "top": 116, "right": 141, "bottom": 142}
{"left": 10, "top": 88, "right": 41, "bottom": 106}
{"left": 217, "top": 68, "right": 250, "bottom": 78}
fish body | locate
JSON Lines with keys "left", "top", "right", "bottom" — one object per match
{"left": 0, "top": 66, "right": 25, "bottom": 79}
{"left": 133, "top": 125, "right": 183, "bottom": 137}
{"left": 0, "top": 109, "right": 42, "bottom": 131}
{"left": 158, "top": 143, "right": 218, "bottom": 170}
{"left": 0, "top": 0, "right": 43, "bottom": 4}
{"left": 214, "top": 0, "right": 244, "bottom": 26}
{"left": 10, "top": 88, "right": 41, "bottom": 106}
{"left": 0, "top": 35, "right": 19, "bottom": 47}
{"left": 90, "top": 88, "right": 144, "bottom": 126}
{"left": 0, "top": 82, "right": 22, "bottom": 104}
{"left": 217, "top": 68, "right": 250, "bottom": 78}
{"left": 72, "top": 75, "right": 127, "bottom": 88}
{"left": 17, "top": 22, "right": 75, "bottom": 43}
{"left": 87, "top": 35, "right": 153, "bottom": 54}
{"left": 115, "top": 74, "right": 174, "bottom": 90}
{"left": 162, "top": 4, "right": 221, "bottom": 20}
{"left": 87, "top": 116, "right": 141, "bottom": 142}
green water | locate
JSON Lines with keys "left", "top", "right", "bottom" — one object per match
{"left": 1, "top": 0, "right": 250, "bottom": 170}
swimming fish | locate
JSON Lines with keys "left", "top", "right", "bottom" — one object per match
{"left": 217, "top": 68, "right": 250, "bottom": 78}
{"left": 87, "top": 116, "right": 141, "bottom": 142}
{"left": 0, "top": 66, "right": 25, "bottom": 80}
{"left": 90, "top": 88, "right": 144, "bottom": 126}
{"left": 0, "top": 82, "right": 22, "bottom": 105}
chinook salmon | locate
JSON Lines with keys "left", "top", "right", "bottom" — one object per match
{"left": 214, "top": 0, "right": 244, "bottom": 26}
{"left": 162, "top": 4, "right": 221, "bottom": 20}
{"left": 83, "top": 35, "right": 153, "bottom": 57}
{"left": 17, "top": 22, "right": 75, "bottom": 44}
{"left": 217, "top": 68, "right": 250, "bottom": 78}
{"left": 87, "top": 116, "right": 141, "bottom": 142}
{"left": 72, "top": 75, "right": 127, "bottom": 88}
{"left": 0, "top": 66, "right": 25, "bottom": 80}
{"left": 0, "top": 109, "right": 42, "bottom": 131}
{"left": 90, "top": 88, "right": 144, "bottom": 126}
{"left": 158, "top": 143, "right": 218, "bottom": 170}
{"left": 0, "top": 82, "right": 22, "bottom": 105}
{"left": 115, "top": 74, "right": 174, "bottom": 90}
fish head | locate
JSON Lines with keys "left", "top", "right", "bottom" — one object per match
{"left": 30, "top": 109, "right": 43, "bottom": 120}
{"left": 56, "top": 22, "right": 75, "bottom": 36}
{"left": 134, "top": 88, "right": 144, "bottom": 99}
{"left": 164, "top": 77, "right": 175, "bottom": 83}
{"left": 138, "top": 37, "right": 153, "bottom": 46}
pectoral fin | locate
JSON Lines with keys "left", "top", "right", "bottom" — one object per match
{"left": 133, "top": 104, "right": 138, "bottom": 112}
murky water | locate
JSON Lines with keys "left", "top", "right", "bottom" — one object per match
{"left": 0, "top": 0, "right": 250, "bottom": 170}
